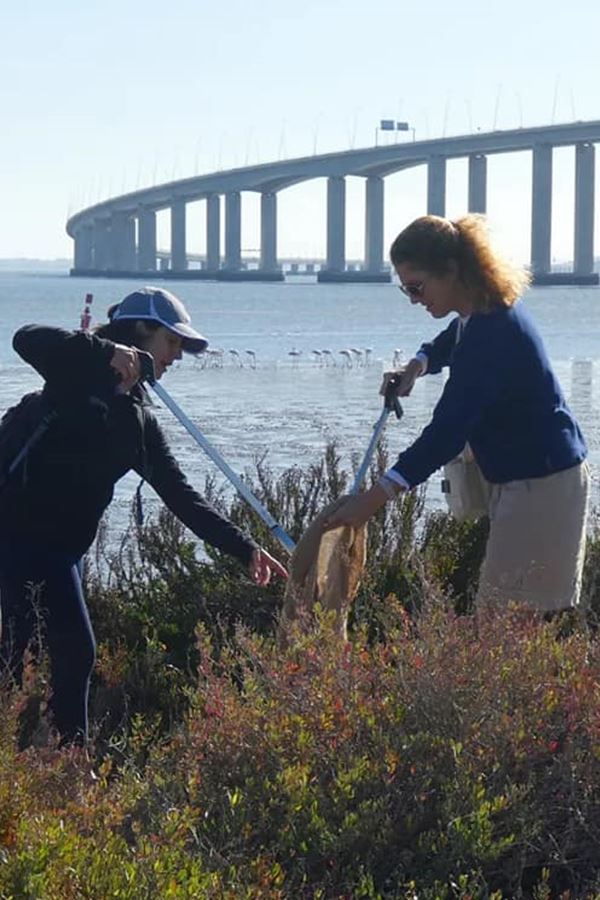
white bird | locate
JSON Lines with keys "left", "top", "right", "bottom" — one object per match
{"left": 288, "top": 348, "right": 302, "bottom": 366}
{"left": 339, "top": 349, "right": 353, "bottom": 368}
{"left": 321, "top": 349, "right": 335, "bottom": 367}
{"left": 364, "top": 348, "right": 373, "bottom": 366}
{"left": 311, "top": 349, "right": 323, "bottom": 365}
{"left": 229, "top": 349, "right": 242, "bottom": 366}
{"left": 245, "top": 349, "right": 257, "bottom": 369}
{"left": 206, "top": 348, "right": 224, "bottom": 368}
{"left": 349, "top": 348, "right": 364, "bottom": 366}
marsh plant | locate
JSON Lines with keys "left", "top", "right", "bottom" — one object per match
{"left": 1, "top": 442, "right": 600, "bottom": 897}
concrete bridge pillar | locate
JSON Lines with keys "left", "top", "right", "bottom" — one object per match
{"left": 574, "top": 142, "right": 595, "bottom": 275}
{"left": 468, "top": 154, "right": 487, "bottom": 213}
{"left": 224, "top": 191, "right": 241, "bottom": 270}
{"left": 531, "top": 144, "right": 553, "bottom": 276}
{"left": 171, "top": 199, "right": 187, "bottom": 271}
{"left": 92, "top": 218, "right": 111, "bottom": 270}
{"left": 206, "top": 194, "right": 221, "bottom": 272}
{"left": 365, "top": 175, "right": 384, "bottom": 272}
{"left": 109, "top": 212, "right": 136, "bottom": 272}
{"left": 124, "top": 218, "right": 137, "bottom": 272}
{"left": 138, "top": 207, "right": 157, "bottom": 272}
{"left": 260, "top": 192, "right": 279, "bottom": 272}
{"left": 427, "top": 157, "right": 446, "bottom": 216}
{"left": 326, "top": 176, "right": 346, "bottom": 272}
{"left": 73, "top": 225, "right": 93, "bottom": 271}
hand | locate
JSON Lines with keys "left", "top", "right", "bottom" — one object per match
{"left": 110, "top": 344, "right": 141, "bottom": 392}
{"left": 322, "top": 485, "right": 390, "bottom": 531}
{"left": 379, "top": 358, "right": 424, "bottom": 398}
{"left": 249, "top": 547, "right": 289, "bottom": 586}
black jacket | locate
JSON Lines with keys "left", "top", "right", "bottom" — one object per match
{"left": 0, "top": 325, "right": 257, "bottom": 564}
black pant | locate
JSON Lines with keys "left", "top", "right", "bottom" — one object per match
{"left": 0, "top": 540, "right": 96, "bottom": 743}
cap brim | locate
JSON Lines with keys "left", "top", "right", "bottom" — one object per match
{"left": 167, "top": 323, "right": 209, "bottom": 354}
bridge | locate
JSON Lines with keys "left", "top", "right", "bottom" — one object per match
{"left": 66, "top": 120, "right": 600, "bottom": 285}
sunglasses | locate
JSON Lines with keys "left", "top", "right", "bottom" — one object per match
{"left": 398, "top": 280, "right": 426, "bottom": 299}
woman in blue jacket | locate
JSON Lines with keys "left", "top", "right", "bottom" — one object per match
{"left": 0, "top": 286, "right": 287, "bottom": 744}
{"left": 326, "top": 215, "right": 589, "bottom": 615}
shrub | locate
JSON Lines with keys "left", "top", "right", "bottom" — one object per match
{"left": 2, "top": 444, "right": 600, "bottom": 897}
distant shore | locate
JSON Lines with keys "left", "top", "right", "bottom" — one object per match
{"left": 0, "top": 259, "right": 70, "bottom": 273}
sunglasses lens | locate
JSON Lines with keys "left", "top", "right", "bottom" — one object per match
{"left": 400, "top": 282, "right": 423, "bottom": 298}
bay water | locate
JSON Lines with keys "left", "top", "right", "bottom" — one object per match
{"left": 1, "top": 271, "right": 598, "bottom": 544}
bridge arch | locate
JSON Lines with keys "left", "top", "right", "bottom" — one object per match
{"left": 66, "top": 120, "right": 600, "bottom": 284}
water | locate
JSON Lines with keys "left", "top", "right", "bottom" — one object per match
{"left": 1, "top": 271, "right": 599, "bottom": 540}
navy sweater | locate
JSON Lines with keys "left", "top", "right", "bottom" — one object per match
{"left": 392, "top": 302, "right": 587, "bottom": 487}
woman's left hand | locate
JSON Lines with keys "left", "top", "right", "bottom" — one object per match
{"left": 249, "top": 547, "right": 289, "bottom": 586}
{"left": 322, "top": 485, "right": 389, "bottom": 531}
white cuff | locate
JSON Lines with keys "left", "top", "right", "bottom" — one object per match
{"left": 414, "top": 352, "right": 428, "bottom": 375}
{"left": 377, "top": 475, "right": 399, "bottom": 500}
{"left": 384, "top": 467, "right": 412, "bottom": 490}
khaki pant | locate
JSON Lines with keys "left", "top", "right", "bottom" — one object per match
{"left": 476, "top": 461, "right": 589, "bottom": 613}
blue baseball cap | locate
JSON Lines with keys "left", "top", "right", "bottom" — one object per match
{"left": 112, "top": 286, "right": 208, "bottom": 354}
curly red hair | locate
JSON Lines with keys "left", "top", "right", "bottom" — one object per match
{"left": 390, "top": 214, "right": 530, "bottom": 311}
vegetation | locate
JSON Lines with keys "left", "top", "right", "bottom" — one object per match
{"left": 1, "top": 443, "right": 600, "bottom": 898}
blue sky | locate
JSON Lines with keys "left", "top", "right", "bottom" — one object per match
{"left": 2, "top": 0, "right": 599, "bottom": 262}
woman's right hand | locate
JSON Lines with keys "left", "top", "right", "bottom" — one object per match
{"left": 110, "top": 344, "right": 141, "bottom": 392}
{"left": 379, "top": 357, "right": 425, "bottom": 398}
{"left": 249, "top": 547, "right": 289, "bottom": 585}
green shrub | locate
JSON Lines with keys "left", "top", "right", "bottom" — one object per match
{"left": 2, "top": 444, "right": 600, "bottom": 897}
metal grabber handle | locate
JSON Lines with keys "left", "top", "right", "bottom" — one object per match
{"left": 136, "top": 351, "right": 296, "bottom": 554}
{"left": 350, "top": 375, "right": 403, "bottom": 495}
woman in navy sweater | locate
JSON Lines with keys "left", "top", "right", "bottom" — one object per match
{"left": 326, "top": 215, "right": 589, "bottom": 614}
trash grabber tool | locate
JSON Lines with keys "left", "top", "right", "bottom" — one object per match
{"left": 350, "top": 378, "right": 403, "bottom": 495}
{"left": 137, "top": 352, "right": 296, "bottom": 554}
